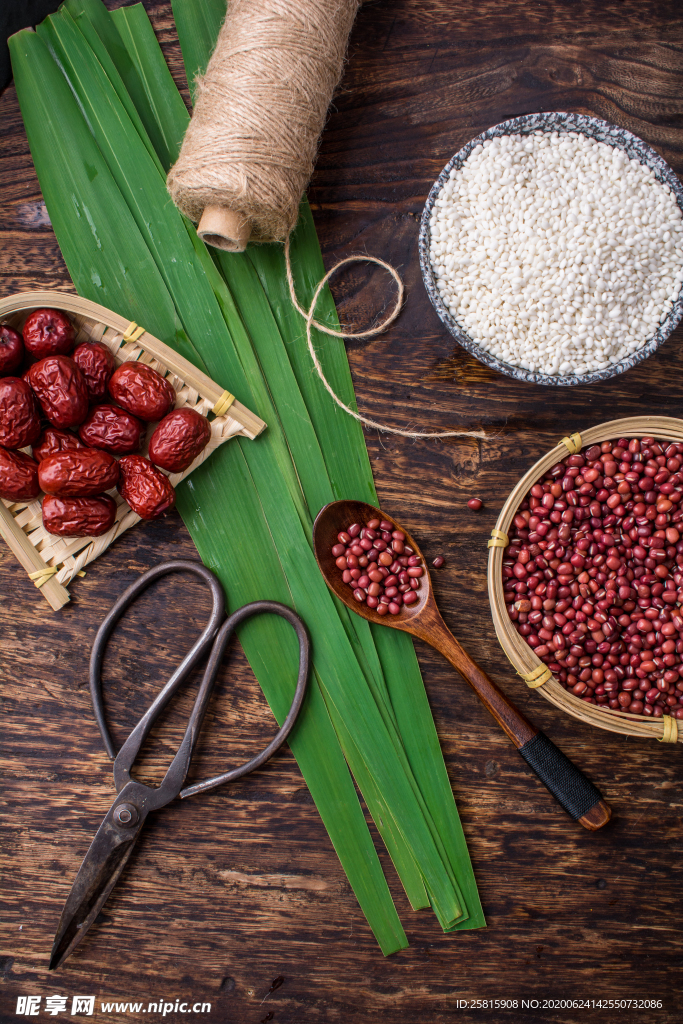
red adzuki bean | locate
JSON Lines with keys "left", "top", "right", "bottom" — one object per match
{"left": 331, "top": 515, "right": 424, "bottom": 614}
{"left": 505, "top": 436, "right": 683, "bottom": 719}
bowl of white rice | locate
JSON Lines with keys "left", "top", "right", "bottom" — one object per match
{"left": 419, "top": 112, "right": 683, "bottom": 385}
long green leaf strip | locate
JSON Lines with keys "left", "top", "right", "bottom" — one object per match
{"left": 124, "top": 0, "right": 482, "bottom": 930}
{"left": 9, "top": 0, "right": 484, "bottom": 951}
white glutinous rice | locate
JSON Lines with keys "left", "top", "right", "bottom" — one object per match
{"left": 429, "top": 131, "right": 683, "bottom": 376}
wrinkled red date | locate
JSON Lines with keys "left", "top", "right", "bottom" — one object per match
{"left": 79, "top": 404, "right": 145, "bottom": 455}
{"left": 118, "top": 454, "right": 175, "bottom": 519}
{"left": 0, "top": 448, "right": 40, "bottom": 501}
{"left": 0, "top": 325, "right": 24, "bottom": 375}
{"left": 25, "top": 356, "right": 89, "bottom": 429}
{"left": 73, "top": 341, "right": 116, "bottom": 401}
{"left": 32, "top": 428, "right": 88, "bottom": 463}
{"left": 38, "top": 449, "right": 120, "bottom": 498}
{"left": 148, "top": 408, "right": 212, "bottom": 473}
{"left": 0, "top": 377, "right": 41, "bottom": 449}
{"left": 42, "top": 494, "right": 117, "bottom": 537}
{"left": 108, "top": 361, "right": 176, "bottom": 422}
{"left": 22, "top": 308, "right": 75, "bottom": 358}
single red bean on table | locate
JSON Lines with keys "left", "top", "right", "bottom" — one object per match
{"left": 468, "top": 498, "right": 483, "bottom": 510}
{"left": 332, "top": 517, "right": 423, "bottom": 614}
{"left": 503, "top": 436, "right": 683, "bottom": 720}
{"left": 432, "top": 556, "right": 446, "bottom": 568}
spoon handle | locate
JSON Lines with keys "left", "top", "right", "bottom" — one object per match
{"left": 417, "top": 613, "right": 611, "bottom": 831}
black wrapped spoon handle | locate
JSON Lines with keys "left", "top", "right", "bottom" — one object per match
{"left": 411, "top": 614, "right": 612, "bottom": 830}
{"left": 517, "top": 731, "right": 610, "bottom": 829}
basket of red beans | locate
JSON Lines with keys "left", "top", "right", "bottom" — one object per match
{"left": 488, "top": 417, "right": 683, "bottom": 744}
{"left": 0, "top": 291, "right": 264, "bottom": 609}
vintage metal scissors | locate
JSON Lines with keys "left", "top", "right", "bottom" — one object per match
{"left": 49, "top": 559, "right": 309, "bottom": 970}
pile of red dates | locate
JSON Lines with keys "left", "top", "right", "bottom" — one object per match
{"left": 0, "top": 309, "right": 212, "bottom": 536}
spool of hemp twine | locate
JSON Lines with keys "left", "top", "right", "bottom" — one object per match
{"left": 168, "top": 0, "right": 486, "bottom": 442}
{"left": 167, "top": 0, "right": 362, "bottom": 252}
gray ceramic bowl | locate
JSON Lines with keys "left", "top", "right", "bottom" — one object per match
{"left": 418, "top": 112, "right": 683, "bottom": 386}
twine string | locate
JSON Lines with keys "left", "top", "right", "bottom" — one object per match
{"left": 283, "top": 237, "right": 486, "bottom": 441}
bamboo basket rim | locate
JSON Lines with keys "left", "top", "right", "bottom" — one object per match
{"left": 0, "top": 289, "right": 266, "bottom": 611}
{"left": 488, "top": 416, "right": 683, "bottom": 744}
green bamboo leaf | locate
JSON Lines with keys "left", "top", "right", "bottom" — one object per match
{"left": 61, "top": 3, "right": 438, "bottom": 894}
{"left": 64, "top": 0, "right": 184, "bottom": 171}
{"left": 171, "top": 0, "right": 224, "bottom": 104}
{"left": 107, "top": 1, "right": 398, "bottom": 727}
{"left": 11, "top": 0, "right": 485, "bottom": 943}
{"left": 13, "top": 13, "right": 466, "bottom": 944}
{"left": 10, "top": 25, "right": 409, "bottom": 956}
{"left": 110, "top": 3, "right": 190, "bottom": 167}
{"left": 7, "top": 28, "right": 185, "bottom": 352}
{"left": 128, "top": 0, "right": 484, "bottom": 929}
{"left": 61, "top": 0, "right": 163, "bottom": 172}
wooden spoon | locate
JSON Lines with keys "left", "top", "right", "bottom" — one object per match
{"left": 313, "top": 499, "right": 611, "bottom": 831}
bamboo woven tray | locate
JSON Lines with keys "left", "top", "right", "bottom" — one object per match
{"left": 0, "top": 291, "right": 266, "bottom": 610}
{"left": 488, "top": 416, "right": 683, "bottom": 745}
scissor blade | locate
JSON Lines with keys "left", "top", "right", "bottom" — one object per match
{"left": 49, "top": 803, "right": 144, "bottom": 970}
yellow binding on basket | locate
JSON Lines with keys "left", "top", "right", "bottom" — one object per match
{"left": 28, "top": 567, "right": 59, "bottom": 589}
{"left": 520, "top": 664, "right": 553, "bottom": 689}
{"left": 559, "top": 432, "right": 582, "bottom": 454}
{"left": 122, "top": 321, "right": 145, "bottom": 343}
{"left": 488, "top": 529, "right": 508, "bottom": 549}
{"left": 212, "top": 390, "right": 236, "bottom": 417}
{"left": 29, "top": 567, "right": 85, "bottom": 588}
{"left": 659, "top": 715, "right": 679, "bottom": 743}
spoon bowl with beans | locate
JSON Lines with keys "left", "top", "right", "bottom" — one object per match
{"left": 314, "top": 499, "right": 612, "bottom": 831}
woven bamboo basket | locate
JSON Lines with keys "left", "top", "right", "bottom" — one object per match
{"left": 0, "top": 291, "right": 266, "bottom": 611}
{"left": 488, "top": 416, "right": 683, "bottom": 745}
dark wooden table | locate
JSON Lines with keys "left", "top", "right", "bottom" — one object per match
{"left": 2, "top": 2, "right": 682, "bottom": 1022}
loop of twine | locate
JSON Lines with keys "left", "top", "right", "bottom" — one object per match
{"left": 283, "top": 237, "right": 486, "bottom": 441}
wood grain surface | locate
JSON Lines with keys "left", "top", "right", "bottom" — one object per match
{"left": 2, "top": 2, "right": 683, "bottom": 1022}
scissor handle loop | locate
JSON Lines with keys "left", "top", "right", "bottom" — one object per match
{"left": 116, "top": 599, "right": 308, "bottom": 808}
{"left": 89, "top": 559, "right": 225, "bottom": 762}
{"left": 180, "top": 600, "right": 309, "bottom": 799}
{"left": 90, "top": 560, "right": 309, "bottom": 809}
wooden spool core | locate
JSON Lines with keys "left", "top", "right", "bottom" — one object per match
{"left": 197, "top": 205, "right": 251, "bottom": 252}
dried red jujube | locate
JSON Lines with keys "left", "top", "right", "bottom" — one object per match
{"left": 0, "top": 448, "right": 40, "bottom": 502}
{"left": 38, "top": 449, "right": 119, "bottom": 498}
{"left": 108, "top": 361, "right": 176, "bottom": 422}
{"left": 118, "top": 454, "right": 175, "bottom": 520}
{"left": 42, "top": 494, "right": 117, "bottom": 537}
{"left": 72, "top": 341, "right": 116, "bottom": 401}
{"left": 0, "top": 325, "right": 24, "bottom": 375}
{"left": 79, "top": 404, "right": 145, "bottom": 455}
{"left": 0, "top": 377, "right": 41, "bottom": 449}
{"left": 25, "top": 355, "right": 89, "bottom": 429}
{"left": 148, "top": 408, "right": 211, "bottom": 473}
{"left": 32, "top": 428, "right": 88, "bottom": 463}
{"left": 22, "top": 308, "right": 75, "bottom": 358}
